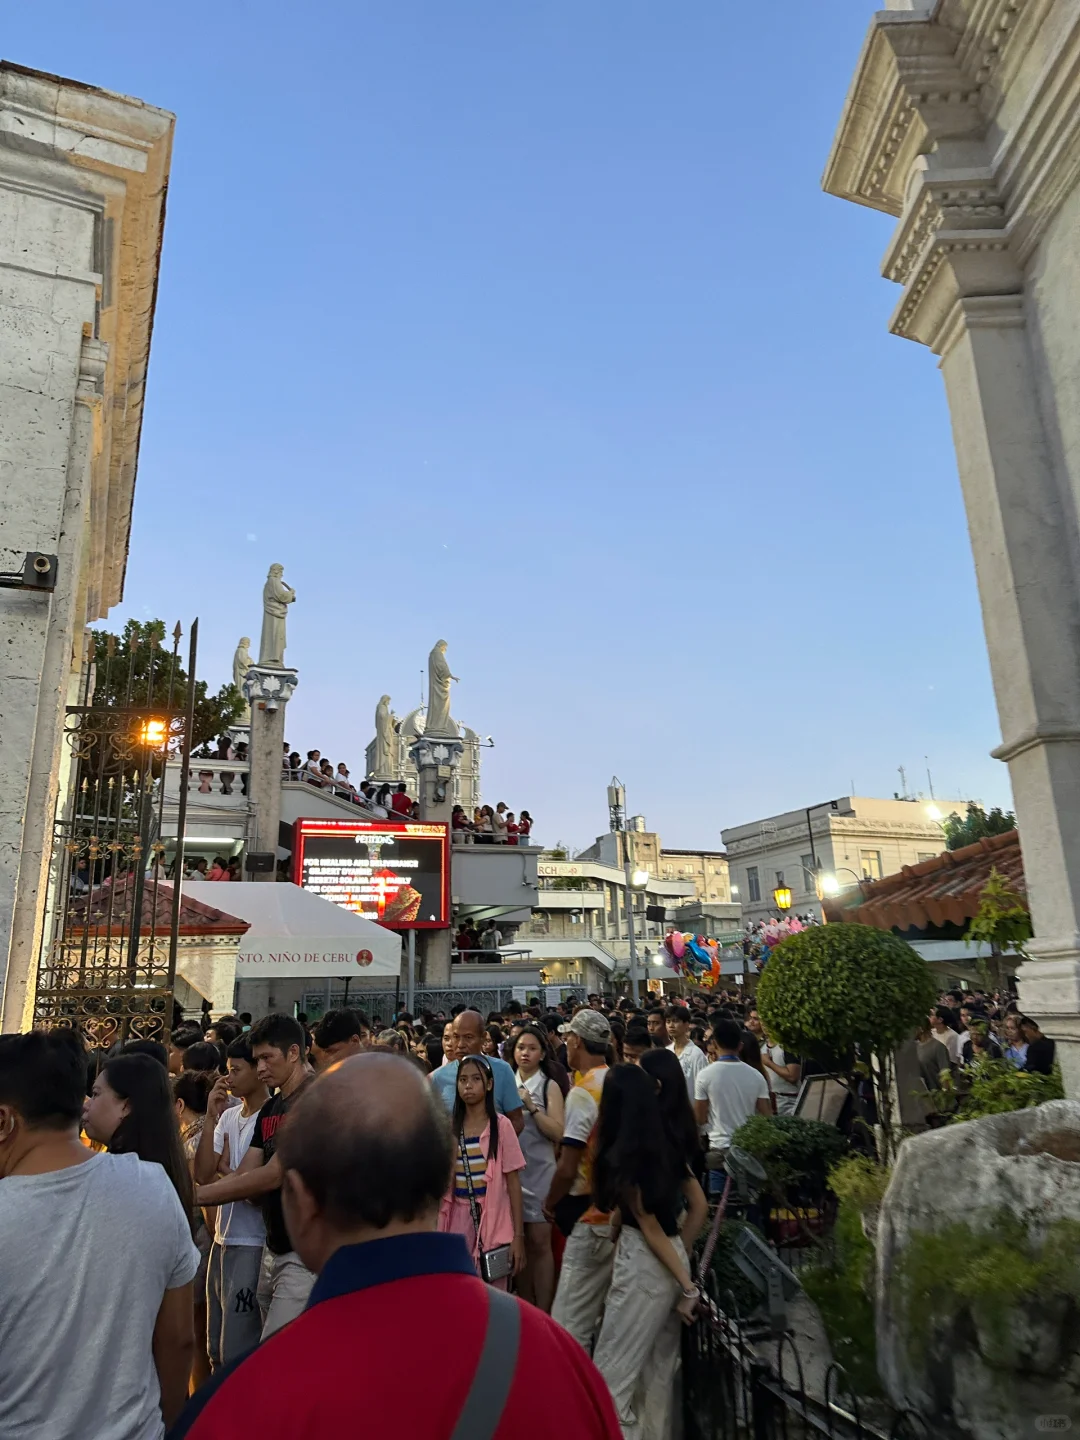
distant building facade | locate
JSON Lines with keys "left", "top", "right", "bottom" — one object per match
{"left": 721, "top": 796, "right": 971, "bottom": 926}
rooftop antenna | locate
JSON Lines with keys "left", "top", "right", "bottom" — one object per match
{"left": 898, "top": 764, "right": 908, "bottom": 800}
{"left": 925, "top": 757, "right": 935, "bottom": 800}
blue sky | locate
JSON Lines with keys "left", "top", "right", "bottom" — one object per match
{"left": 9, "top": 3, "right": 1013, "bottom": 851}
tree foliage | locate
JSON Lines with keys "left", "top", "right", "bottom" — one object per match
{"left": 90, "top": 619, "right": 243, "bottom": 752}
{"left": 948, "top": 1057, "right": 1064, "bottom": 1120}
{"left": 756, "top": 923, "right": 936, "bottom": 1067}
{"left": 942, "top": 801, "right": 1016, "bottom": 851}
{"left": 965, "top": 867, "right": 1031, "bottom": 957}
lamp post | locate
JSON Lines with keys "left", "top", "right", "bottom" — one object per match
{"left": 773, "top": 885, "right": 793, "bottom": 913}
{"left": 608, "top": 776, "right": 647, "bottom": 1002}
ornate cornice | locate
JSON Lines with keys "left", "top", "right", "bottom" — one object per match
{"left": 825, "top": 0, "right": 1080, "bottom": 352}
{"left": 242, "top": 666, "right": 298, "bottom": 707}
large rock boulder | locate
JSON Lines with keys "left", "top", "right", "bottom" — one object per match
{"left": 877, "top": 1101, "right": 1080, "bottom": 1438}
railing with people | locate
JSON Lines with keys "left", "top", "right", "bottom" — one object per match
{"left": 451, "top": 947, "right": 536, "bottom": 966}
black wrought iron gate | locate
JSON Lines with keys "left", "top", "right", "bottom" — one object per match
{"left": 33, "top": 621, "right": 198, "bottom": 1046}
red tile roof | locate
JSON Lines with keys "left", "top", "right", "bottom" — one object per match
{"left": 68, "top": 876, "right": 250, "bottom": 936}
{"left": 822, "top": 830, "right": 1024, "bottom": 932}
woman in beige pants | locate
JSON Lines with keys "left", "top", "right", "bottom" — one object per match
{"left": 589, "top": 1063, "right": 708, "bottom": 1439}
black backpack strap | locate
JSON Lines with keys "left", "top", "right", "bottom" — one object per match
{"left": 449, "top": 1287, "right": 521, "bottom": 1440}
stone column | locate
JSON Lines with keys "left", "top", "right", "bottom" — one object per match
{"left": 408, "top": 733, "right": 463, "bottom": 987}
{"left": 242, "top": 666, "right": 298, "bottom": 882}
{"left": 824, "top": 5, "right": 1080, "bottom": 1092}
{"left": 0, "top": 67, "right": 173, "bottom": 1029}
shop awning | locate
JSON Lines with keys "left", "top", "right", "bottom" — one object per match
{"left": 182, "top": 881, "right": 402, "bottom": 978}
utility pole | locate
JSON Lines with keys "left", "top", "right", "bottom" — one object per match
{"left": 608, "top": 777, "right": 641, "bottom": 1003}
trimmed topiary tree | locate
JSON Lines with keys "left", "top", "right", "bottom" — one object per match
{"left": 756, "top": 924, "right": 936, "bottom": 1157}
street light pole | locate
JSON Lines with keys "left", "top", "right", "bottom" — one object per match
{"left": 623, "top": 847, "right": 641, "bottom": 1003}
{"left": 608, "top": 776, "right": 641, "bottom": 1003}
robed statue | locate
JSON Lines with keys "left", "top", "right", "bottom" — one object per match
{"left": 259, "top": 564, "right": 296, "bottom": 667}
{"left": 426, "top": 640, "right": 459, "bottom": 737}
{"left": 374, "top": 695, "right": 395, "bottom": 777}
{"left": 232, "top": 637, "right": 252, "bottom": 722}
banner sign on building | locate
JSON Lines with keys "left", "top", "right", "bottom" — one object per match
{"left": 292, "top": 819, "right": 450, "bottom": 929}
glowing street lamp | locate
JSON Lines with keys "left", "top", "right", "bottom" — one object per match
{"left": 138, "top": 717, "right": 167, "bottom": 747}
{"left": 631, "top": 868, "right": 650, "bottom": 888}
{"left": 773, "top": 885, "right": 793, "bottom": 912}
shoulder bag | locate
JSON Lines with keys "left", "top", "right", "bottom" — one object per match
{"left": 459, "top": 1128, "right": 514, "bottom": 1284}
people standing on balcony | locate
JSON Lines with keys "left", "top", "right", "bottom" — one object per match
{"left": 506, "top": 812, "right": 520, "bottom": 845}
{"left": 512, "top": 1024, "right": 565, "bottom": 1314}
{"left": 207, "top": 857, "right": 229, "bottom": 882}
{"left": 451, "top": 805, "right": 474, "bottom": 842}
{"left": 479, "top": 921, "right": 503, "bottom": 959}
{"left": 476, "top": 805, "right": 495, "bottom": 843}
{"left": 519, "top": 810, "right": 533, "bottom": 841}
{"left": 492, "top": 803, "right": 509, "bottom": 844}
{"left": 302, "top": 751, "right": 323, "bottom": 784}
{"left": 390, "top": 783, "right": 412, "bottom": 816}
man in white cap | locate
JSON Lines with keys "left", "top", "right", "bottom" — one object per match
{"left": 545, "top": 1009, "right": 614, "bottom": 1351}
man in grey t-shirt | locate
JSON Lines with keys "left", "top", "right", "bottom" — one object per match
{"left": 0, "top": 1032, "right": 199, "bottom": 1439}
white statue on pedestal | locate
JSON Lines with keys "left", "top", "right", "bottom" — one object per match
{"left": 232, "top": 637, "right": 252, "bottom": 722}
{"left": 259, "top": 564, "right": 296, "bottom": 668}
{"left": 374, "top": 694, "right": 395, "bottom": 777}
{"left": 426, "top": 640, "right": 459, "bottom": 737}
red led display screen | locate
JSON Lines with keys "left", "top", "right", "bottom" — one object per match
{"left": 291, "top": 819, "right": 450, "bottom": 930}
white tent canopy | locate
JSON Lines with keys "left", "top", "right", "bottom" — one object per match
{"left": 183, "top": 881, "right": 402, "bottom": 978}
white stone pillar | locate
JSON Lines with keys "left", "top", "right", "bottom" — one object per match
{"left": 408, "top": 733, "right": 463, "bottom": 988}
{"left": 824, "top": 4, "right": 1080, "bottom": 1092}
{"left": 0, "top": 66, "right": 173, "bottom": 1028}
{"left": 242, "top": 666, "right": 298, "bottom": 881}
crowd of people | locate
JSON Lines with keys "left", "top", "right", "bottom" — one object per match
{"left": 451, "top": 801, "right": 533, "bottom": 844}
{"left": 282, "top": 746, "right": 420, "bottom": 817}
{"left": 6, "top": 978, "right": 1043, "bottom": 1439}
{"left": 918, "top": 988, "right": 1055, "bottom": 1109}
{"left": 0, "top": 984, "right": 807, "bottom": 1440}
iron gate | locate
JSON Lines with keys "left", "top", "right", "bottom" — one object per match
{"left": 33, "top": 622, "right": 198, "bottom": 1046}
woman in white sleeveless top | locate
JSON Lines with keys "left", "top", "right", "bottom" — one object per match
{"left": 512, "top": 1024, "right": 565, "bottom": 1312}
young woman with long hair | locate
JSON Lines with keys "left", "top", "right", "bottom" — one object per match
{"left": 83, "top": 1053, "right": 193, "bottom": 1221}
{"left": 438, "top": 1055, "right": 526, "bottom": 1288}
{"left": 590, "top": 1063, "right": 708, "bottom": 1440}
{"left": 640, "top": 1047, "right": 702, "bottom": 1171}
{"left": 511, "top": 1024, "right": 566, "bottom": 1312}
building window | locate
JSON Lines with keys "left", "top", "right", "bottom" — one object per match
{"left": 917, "top": 852, "right": 936, "bottom": 863}
{"left": 801, "top": 854, "right": 815, "bottom": 893}
{"left": 775, "top": 870, "right": 785, "bottom": 888}
{"left": 747, "top": 866, "right": 761, "bottom": 903}
{"left": 860, "top": 850, "right": 883, "bottom": 880}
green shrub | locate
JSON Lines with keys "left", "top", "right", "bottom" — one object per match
{"left": 756, "top": 924, "right": 936, "bottom": 1066}
{"left": 827, "top": 1154, "right": 890, "bottom": 1212}
{"left": 951, "top": 1058, "right": 1064, "bottom": 1121}
{"left": 896, "top": 1212, "right": 1080, "bottom": 1363}
{"left": 732, "top": 1113, "right": 849, "bottom": 1200}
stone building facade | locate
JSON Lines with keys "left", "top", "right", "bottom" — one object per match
{"left": 722, "top": 796, "right": 969, "bottom": 926}
{"left": 825, "top": 0, "right": 1080, "bottom": 1092}
{"left": 0, "top": 65, "right": 173, "bottom": 1028}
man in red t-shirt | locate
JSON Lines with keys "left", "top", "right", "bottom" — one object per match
{"left": 390, "top": 783, "right": 413, "bottom": 816}
{"left": 170, "top": 1053, "right": 619, "bottom": 1440}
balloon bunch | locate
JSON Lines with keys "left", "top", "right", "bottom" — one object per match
{"left": 661, "top": 931, "right": 723, "bottom": 988}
